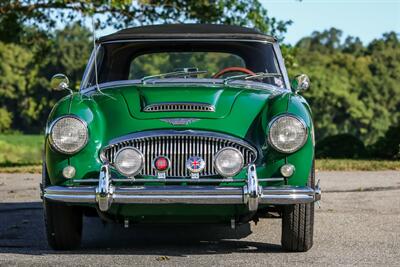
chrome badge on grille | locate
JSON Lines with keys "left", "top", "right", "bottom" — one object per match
{"left": 160, "top": 118, "right": 200, "bottom": 126}
{"left": 186, "top": 156, "right": 206, "bottom": 179}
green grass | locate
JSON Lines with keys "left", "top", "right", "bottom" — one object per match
{"left": 0, "top": 165, "right": 42, "bottom": 173}
{"left": 0, "top": 134, "right": 43, "bottom": 167}
{"left": 0, "top": 135, "right": 399, "bottom": 173}
{"left": 316, "top": 159, "right": 400, "bottom": 171}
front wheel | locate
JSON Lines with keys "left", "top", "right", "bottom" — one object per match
{"left": 44, "top": 200, "right": 83, "bottom": 250}
{"left": 281, "top": 162, "right": 315, "bottom": 252}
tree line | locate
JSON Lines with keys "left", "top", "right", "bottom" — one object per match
{"left": 290, "top": 28, "right": 400, "bottom": 158}
{"left": 0, "top": 1, "right": 398, "bottom": 158}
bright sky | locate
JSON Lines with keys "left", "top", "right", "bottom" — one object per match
{"left": 262, "top": 0, "right": 400, "bottom": 45}
{"left": 97, "top": 0, "right": 400, "bottom": 45}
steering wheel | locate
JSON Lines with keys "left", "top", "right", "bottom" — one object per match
{"left": 213, "top": 67, "right": 256, "bottom": 78}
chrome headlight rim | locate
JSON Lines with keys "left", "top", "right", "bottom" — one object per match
{"left": 213, "top": 147, "right": 245, "bottom": 177}
{"left": 267, "top": 114, "right": 308, "bottom": 154}
{"left": 48, "top": 115, "right": 89, "bottom": 155}
{"left": 114, "top": 147, "right": 144, "bottom": 177}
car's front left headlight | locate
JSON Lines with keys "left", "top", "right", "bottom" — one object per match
{"left": 268, "top": 114, "right": 308, "bottom": 153}
{"left": 49, "top": 116, "right": 88, "bottom": 154}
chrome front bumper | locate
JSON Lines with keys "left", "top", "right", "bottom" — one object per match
{"left": 44, "top": 164, "right": 321, "bottom": 212}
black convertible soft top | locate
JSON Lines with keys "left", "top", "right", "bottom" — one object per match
{"left": 98, "top": 24, "right": 276, "bottom": 43}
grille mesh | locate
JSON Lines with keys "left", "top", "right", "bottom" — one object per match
{"left": 143, "top": 103, "right": 215, "bottom": 112}
{"left": 103, "top": 134, "right": 256, "bottom": 177}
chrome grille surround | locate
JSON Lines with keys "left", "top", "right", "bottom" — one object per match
{"left": 143, "top": 102, "right": 215, "bottom": 112}
{"left": 101, "top": 130, "right": 257, "bottom": 178}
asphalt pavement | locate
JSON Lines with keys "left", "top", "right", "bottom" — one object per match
{"left": 0, "top": 171, "right": 399, "bottom": 266}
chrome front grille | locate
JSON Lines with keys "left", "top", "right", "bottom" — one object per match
{"left": 143, "top": 102, "right": 215, "bottom": 112}
{"left": 102, "top": 131, "right": 257, "bottom": 177}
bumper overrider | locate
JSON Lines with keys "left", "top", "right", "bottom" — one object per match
{"left": 44, "top": 164, "right": 321, "bottom": 212}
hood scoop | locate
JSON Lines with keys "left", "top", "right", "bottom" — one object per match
{"left": 143, "top": 102, "right": 215, "bottom": 112}
{"left": 119, "top": 85, "right": 255, "bottom": 119}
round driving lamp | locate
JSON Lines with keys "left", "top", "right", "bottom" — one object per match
{"left": 114, "top": 147, "right": 144, "bottom": 177}
{"left": 62, "top": 165, "right": 76, "bottom": 179}
{"left": 49, "top": 116, "right": 88, "bottom": 154}
{"left": 214, "top": 147, "right": 244, "bottom": 177}
{"left": 280, "top": 164, "right": 295, "bottom": 177}
{"left": 268, "top": 115, "right": 308, "bottom": 153}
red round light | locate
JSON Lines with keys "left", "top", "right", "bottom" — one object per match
{"left": 154, "top": 157, "right": 169, "bottom": 171}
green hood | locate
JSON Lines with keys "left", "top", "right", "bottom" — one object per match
{"left": 78, "top": 84, "right": 281, "bottom": 141}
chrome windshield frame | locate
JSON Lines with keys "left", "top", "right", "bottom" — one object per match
{"left": 80, "top": 78, "right": 289, "bottom": 95}
{"left": 80, "top": 38, "right": 291, "bottom": 92}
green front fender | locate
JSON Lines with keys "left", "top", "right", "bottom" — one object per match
{"left": 286, "top": 94, "right": 314, "bottom": 186}
{"left": 45, "top": 94, "right": 106, "bottom": 185}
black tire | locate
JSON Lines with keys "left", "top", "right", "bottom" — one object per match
{"left": 281, "top": 161, "right": 315, "bottom": 252}
{"left": 42, "top": 163, "right": 83, "bottom": 250}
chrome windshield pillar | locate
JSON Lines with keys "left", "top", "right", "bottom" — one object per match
{"left": 95, "top": 164, "right": 114, "bottom": 212}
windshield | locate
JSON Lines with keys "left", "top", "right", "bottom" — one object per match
{"left": 84, "top": 40, "right": 285, "bottom": 89}
{"left": 130, "top": 52, "right": 245, "bottom": 79}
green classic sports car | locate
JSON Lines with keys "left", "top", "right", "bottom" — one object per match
{"left": 42, "top": 24, "right": 321, "bottom": 251}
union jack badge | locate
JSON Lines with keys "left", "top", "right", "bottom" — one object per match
{"left": 186, "top": 156, "right": 205, "bottom": 178}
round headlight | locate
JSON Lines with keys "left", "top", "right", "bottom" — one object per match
{"left": 214, "top": 147, "right": 244, "bottom": 177}
{"left": 268, "top": 115, "right": 308, "bottom": 153}
{"left": 114, "top": 147, "right": 144, "bottom": 177}
{"left": 49, "top": 116, "right": 88, "bottom": 154}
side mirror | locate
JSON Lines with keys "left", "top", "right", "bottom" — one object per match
{"left": 50, "top": 74, "right": 70, "bottom": 92}
{"left": 291, "top": 74, "right": 310, "bottom": 93}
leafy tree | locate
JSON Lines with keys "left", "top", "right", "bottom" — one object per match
{"left": 0, "top": 0, "right": 291, "bottom": 40}
{"left": 343, "top": 36, "right": 364, "bottom": 56}
{"left": 296, "top": 28, "right": 342, "bottom": 54}
{"left": 0, "top": 23, "right": 91, "bottom": 133}
{"left": 44, "top": 23, "right": 92, "bottom": 90}
{"left": 0, "top": 108, "right": 12, "bottom": 132}
{"left": 0, "top": 41, "right": 38, "bottom": 132}
{"left": 292, "top": 28, "right": 400, "bottom": 145}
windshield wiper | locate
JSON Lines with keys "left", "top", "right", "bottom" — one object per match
{"left": 141, "top": 70, "right": 208, "bottom": 84}
{"left": 223, "top": 72, "right": 282, "bottom": 85}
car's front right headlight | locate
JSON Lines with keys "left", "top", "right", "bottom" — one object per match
{"left": 214, "top": 147, "right": 244, "bottom": 177}
{"left": 49, "top": 116, "right": 88, "bottom": 154}
{"left": 268, "top": 114, "right": 308, "bottom": 153}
